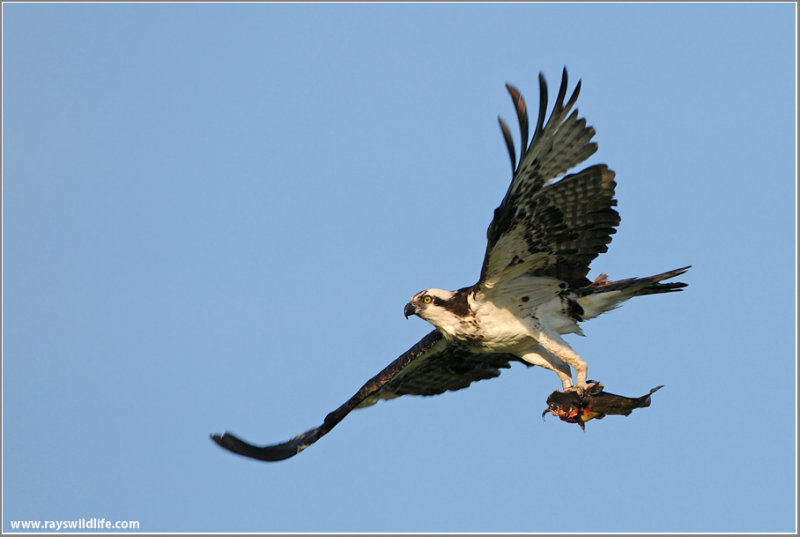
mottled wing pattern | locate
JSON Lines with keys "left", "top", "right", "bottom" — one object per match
{"left": 479, "top": 69, "right": 619, "bottom": 288}
{"left": 211, "top": 330, "right": 521, "bottom": 462}
{"left": 359, "top": 330, "right": 522, "bottom": 405}
{"left": 512, "top": 164, "right": 619, "bottom": 286}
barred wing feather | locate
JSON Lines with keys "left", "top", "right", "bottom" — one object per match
{"left": 211, "top": 330, "right": 521, "bottom": 461}
{"left": 480, "top": 69, "right": 619, "bottom": 289}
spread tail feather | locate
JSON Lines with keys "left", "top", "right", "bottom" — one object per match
{"left": 574, "top": 266, "right": 690, "bottom": 320}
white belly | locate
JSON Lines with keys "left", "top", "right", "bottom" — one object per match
{"left": 453, "top": 299, "right": 537, "bottom": 353}
{"left": 445, "top": 294, "right": 581, "bottom": 353}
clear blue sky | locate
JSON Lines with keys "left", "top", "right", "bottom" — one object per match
{"left": 3, "top": 3, "right": 796, "bottom": 533}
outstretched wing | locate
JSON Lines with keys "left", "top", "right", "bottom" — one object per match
{"left": 211, "top": 330, "right": 522, "bottom": 462}
{"left": 479, "top": 69, "right": 620, "bottom": 289}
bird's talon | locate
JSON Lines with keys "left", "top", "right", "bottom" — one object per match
{"left": 586, "top": 381, "right": 604, "bottom": 395}
{"left": 564, "top": 381, "right": 603, "bottom": 397}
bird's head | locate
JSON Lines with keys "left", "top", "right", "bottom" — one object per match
{"left": 404, "top": 288, "right": 464, "bottom": 328}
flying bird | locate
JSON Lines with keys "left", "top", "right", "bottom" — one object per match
{"left": 211, "top": 69, "right": 689, "bottom": 462}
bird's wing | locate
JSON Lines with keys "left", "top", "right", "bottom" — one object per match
{"left": 478, "top": 69, "right": 620, "bottom": 290}
{"left": 211, "top": 330, "right": 522, "bottom": 462}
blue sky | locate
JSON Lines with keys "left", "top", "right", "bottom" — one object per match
{"left": 2, "top": 2, "right": 796, "bottom": 533}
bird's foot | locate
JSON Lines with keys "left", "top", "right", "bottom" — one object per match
{"left": 564, "top": 380, "right": 604, "bottom": 397}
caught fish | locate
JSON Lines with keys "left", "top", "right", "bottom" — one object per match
{"left": 542, "top": 384, "right": 664, "bottom": 430}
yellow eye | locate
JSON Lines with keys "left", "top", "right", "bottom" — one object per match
{"left": 423, "top": 296, "right": 432, "bottom": 304}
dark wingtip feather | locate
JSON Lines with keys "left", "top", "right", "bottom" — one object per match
{"left": 554, "top": 68, "right": 569, "bottom": 113}
{"left": 210, "top": 331, "right": 449, "bottom": 463}
{"left": 505, "top": 83, "right": 529, "bottom": 169}
{"left": 210, "top": 430, "right": 313, "bottom": 462}
{"left": 498, "top": 116, "right": 516, "bottom": 175}
{"left": 533, "top": 72, "right": 548, "bottom": 144}
{"left": 505, "top": 82, "right": 520, "bottom": 101}
{"left": 567, "top": 79, "right": 582, "bottom": 109}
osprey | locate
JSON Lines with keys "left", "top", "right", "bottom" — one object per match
{"left": 212, "top": 69, "right": 689, "bottom": 462}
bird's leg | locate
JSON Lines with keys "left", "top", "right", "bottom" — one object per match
{"left": 528, "top": 318, "right": 598, "bottom": 394}
{"left": 520, "top": 347, "right": 573, "bottom": 390}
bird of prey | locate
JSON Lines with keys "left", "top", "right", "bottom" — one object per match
{"left": 211, "top": 68, "right": 689, "bottom": 462}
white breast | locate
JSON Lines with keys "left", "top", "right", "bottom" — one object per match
{"left": 444, "top": 297, "right": 535, "bottom": 354}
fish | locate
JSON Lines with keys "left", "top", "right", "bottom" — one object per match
{"left": 542, "top": 384, "right": 664, "bottom": 430}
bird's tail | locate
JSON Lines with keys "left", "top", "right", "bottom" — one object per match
{"left": 573, "top": 266, "right": 690, "bottom": 321}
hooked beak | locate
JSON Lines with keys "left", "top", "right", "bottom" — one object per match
{"left": 403, "top": 302, "right": 418, "bottom": 319}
